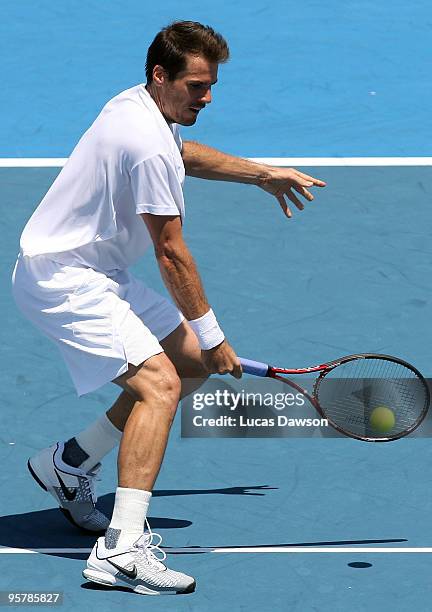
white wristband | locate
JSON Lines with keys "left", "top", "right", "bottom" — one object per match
{"left": 188, "top": 309, "right": 225, "bottom": 350}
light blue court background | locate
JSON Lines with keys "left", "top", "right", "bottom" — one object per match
{"left": 2, "top": 1, "right": 432, "bottom": 611}
{"left": 2, "top": 0, "right": 432, "bottom": 157}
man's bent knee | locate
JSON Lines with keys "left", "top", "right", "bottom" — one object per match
{"left": 113, "top": 352, "right": 181, "bottom": 412}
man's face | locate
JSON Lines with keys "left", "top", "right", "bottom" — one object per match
{"left": 153, "top": 54, "right": 219, "bottom": 126}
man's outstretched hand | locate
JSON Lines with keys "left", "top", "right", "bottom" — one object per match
{"left": 259, "top": 167, "right": 326, "bottom": 218}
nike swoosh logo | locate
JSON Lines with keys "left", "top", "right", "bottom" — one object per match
{"left": 108, "top": 560, "right": 138, "bottom": 580}
{"left": 54, "top": 469, "right": 77, "bottom": 501}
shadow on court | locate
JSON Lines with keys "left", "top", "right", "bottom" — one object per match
{"left": 0, "top": 492, "right": 408, "bottom": 557}
{"left": 151, "top": 485, "right": 278, "bottom": 497}
{"left": 80, "top": 581, "right": 197, "bottom": 595}
{"left": 0, "top": 495, "right": 191, "bottom": 555}
{"left": 164, "top": 537, "right": 408, "bottom": 555}
{"left": 0, "top": 486, "right": 279, "bottom": 558}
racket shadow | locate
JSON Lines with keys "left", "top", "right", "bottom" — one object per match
{"left": 165, "top": 537, "right": 408, "bottom": 555}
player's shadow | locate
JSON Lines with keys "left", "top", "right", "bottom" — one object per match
{"left": 0, "top": 507, "right": 190, "bottom": 558}
{"left": 0, "top": 485, "right": 276, "bottom": 559}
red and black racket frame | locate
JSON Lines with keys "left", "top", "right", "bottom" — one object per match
{"left": 239, "top": 353, "right": 430, "bottom": 442}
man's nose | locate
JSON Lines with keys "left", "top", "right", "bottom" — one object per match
{"left": 200, "top": 88, "right": 212, "bottom": 104}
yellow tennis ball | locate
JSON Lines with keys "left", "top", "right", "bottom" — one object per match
{"left": 369, "top": 406, "right": 396, "bottom": 433}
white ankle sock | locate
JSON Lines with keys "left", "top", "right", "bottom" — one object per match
{"left": 107, "top": 487, "right": 152, "bottom": 548}
{"left": 74, "top": 413, "right": 122, "bottom": 472}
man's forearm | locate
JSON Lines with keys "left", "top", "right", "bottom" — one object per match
{"left": 182, "top": 140, "right": 272, "bottom": 186}
{"left": 157, "top": 241, "right": 210, "bottom": 321}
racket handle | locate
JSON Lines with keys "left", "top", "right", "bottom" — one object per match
{"left": 240, "top": 358, "right": 269, "bottom": 377}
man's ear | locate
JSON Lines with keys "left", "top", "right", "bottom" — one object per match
{"left": 152, "top": 64, "right": 168, "bottom": 86}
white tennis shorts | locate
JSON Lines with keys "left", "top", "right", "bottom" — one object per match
{"left": 12, "top": 254, "right": 184, "bottom": 395}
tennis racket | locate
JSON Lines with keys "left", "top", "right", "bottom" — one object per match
{"left": 239, "top": 354, "right": 430, "bottom": 442}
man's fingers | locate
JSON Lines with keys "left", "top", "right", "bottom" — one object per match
{"left": 276, "top": 195, "right": 292, "bottom": 218}
{"left": 203, "top": 344, "right": 243, "bottom": 379}
{"left": 218, "top": 361, "right": 242, "bottom": 378}
{"left": 263, "top": 168, "right": 326, "bottom": 217}
{"left": 294, "top": 185, "right": 314, "bottom": 201}
{"left": 293, "top": 170, "right": 326, "bottom": 187}
{"left": 286, "top": 190, "right": 304, "bottom": 211}
{"left": 230, "top": 361, "right": 243, "bottom": 379}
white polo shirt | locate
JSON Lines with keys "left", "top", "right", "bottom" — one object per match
{"left": 20, "top": 85, "right": 185, "bottom": 274}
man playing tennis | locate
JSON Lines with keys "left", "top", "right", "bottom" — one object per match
{"left": 12, "top": 21, "right": 326, "bottom": 595}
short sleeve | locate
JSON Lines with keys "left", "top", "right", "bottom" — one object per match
{"left": 130, "top": 154, "right": 183, "bottom": 217}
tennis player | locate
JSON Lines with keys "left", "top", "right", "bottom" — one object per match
{"left": 12, "top": 21, "right": 326, "bottom": 595}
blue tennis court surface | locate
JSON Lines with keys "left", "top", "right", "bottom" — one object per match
{"left": 2, "top": 1, "right": 432, "bottom": 609}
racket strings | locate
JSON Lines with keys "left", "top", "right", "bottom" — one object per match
{"left": 315, "top": 358, "right": 428, "bottom": 439}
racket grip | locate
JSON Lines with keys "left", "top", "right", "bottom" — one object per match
{"left": 240, "top": 358, "right": 269, "bottom": 377}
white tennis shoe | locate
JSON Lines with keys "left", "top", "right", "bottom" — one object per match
{"left": 28, "top": 441, "right": 109, "bottom": 533}
{"left": 83, "top": 528, "right": 196, "bottom": 595}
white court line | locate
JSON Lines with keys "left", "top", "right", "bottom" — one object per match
{"left": 0, "top": 157, "right": 432, "bottom": 168}
{"left": 209, "top": 547, "right": 432, "bottom": 554}
{"left": 0, "top": 159, "right": 67, "bottom": 167}
{"left": 0, "top": 548, "right": 91, "bottom": 554}
{"left": 1, "top": 546, "right": 432, "bottom": 554}
{"left": 251, "top": 158, "right": 432, "bottom": 167}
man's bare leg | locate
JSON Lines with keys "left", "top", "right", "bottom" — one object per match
{"left": 106, "top": 391, "right": 135, "bottom": 432}
{"left": 113, "top": 352, "right": 181, "bottom": 490}
{"left": 84, "top": 349, "right": 195, "bottom": 593}
{"left": 107, "top": 320, "right": 208, "bottom": 432}
{"left": 94, "top": 351, "right": 181, "bottom": 550}
{"left": 98, "top": 328, "right": 204, "bottom": 548}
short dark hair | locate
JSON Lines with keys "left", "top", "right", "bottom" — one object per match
{"left": 145, "top": 21, "right": 229, "bottom": 83}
